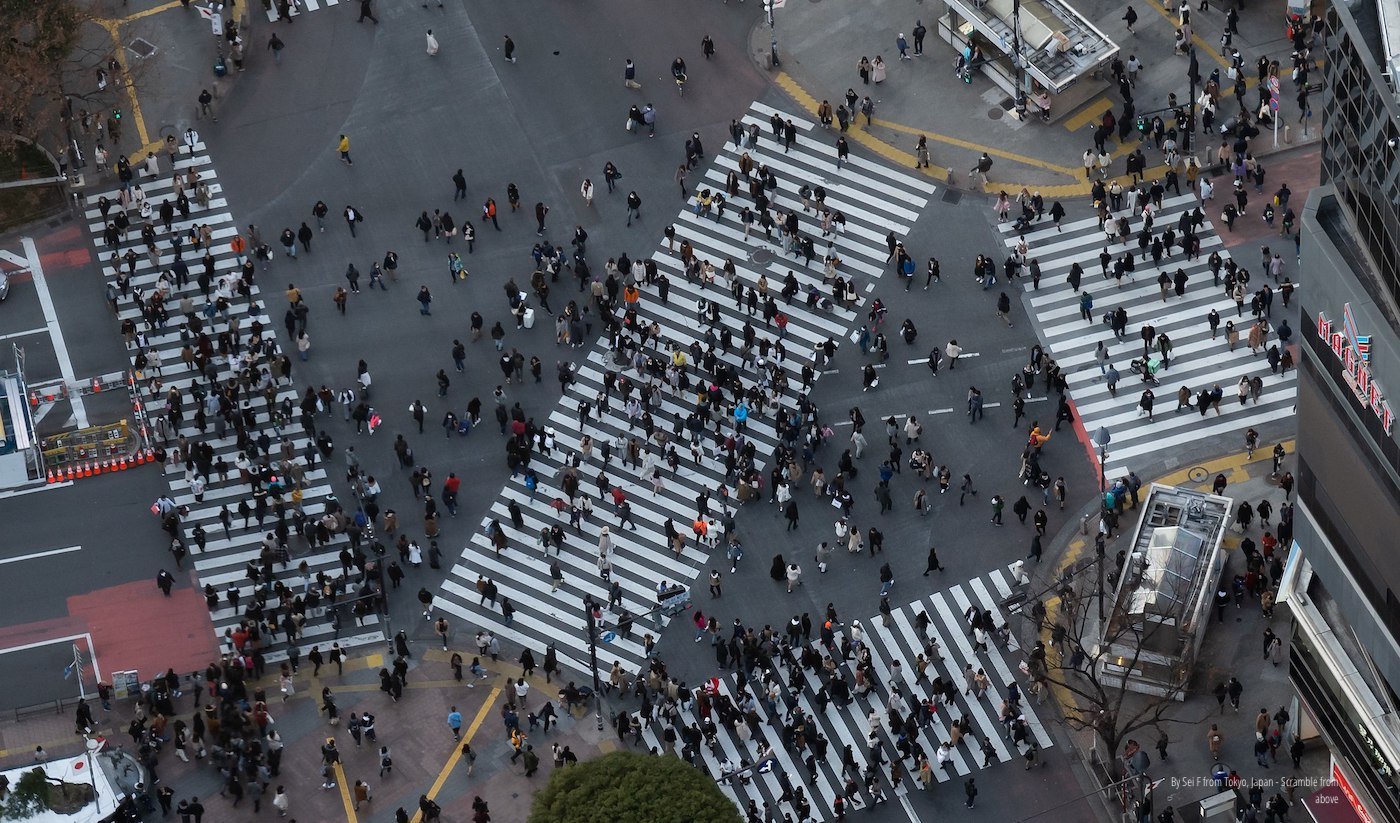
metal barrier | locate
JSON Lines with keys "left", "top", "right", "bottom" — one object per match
{"left": 33, "top": 370, "right": 154, "bottom": 482}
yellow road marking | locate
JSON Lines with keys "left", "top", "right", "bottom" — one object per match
{"left": 98, "top": 0, "right": 187, "bottom": 23}
{"left": 411, "top": 682, "right": 504, "bottom": 823}
{"left": 332, "top": 761, "right": 358, "bottom": 823}
{"left": 1062, "top": 97, "right": 1113, "bottom": 133}
{"left": 1153, "top": 438, "right": 1293, "bottom": 488}
{"left": 773, "top": 72, "right": 1083, "bottom": 181}
{"left": 778, "top": 34, "right": 1310, "bottom": 197}
{"left": 91, "top": 21, "right": 152, "bottom": 150}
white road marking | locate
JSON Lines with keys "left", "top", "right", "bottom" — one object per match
{"left": 21, "top": 237, "right": 88, "bottom": 427}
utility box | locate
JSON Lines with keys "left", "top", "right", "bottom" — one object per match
{"left": 1198, "top": 788, "right": 1238, "bottom": 821}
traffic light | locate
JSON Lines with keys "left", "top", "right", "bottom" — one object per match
{"left": 1136, "top": 116, "right": 1147, "bottom": 133}
{"left": 111, "top": 108, "right": 122, "bottom": 120}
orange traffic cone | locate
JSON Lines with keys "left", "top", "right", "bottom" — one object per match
{"left": 119, "top": 456, "right": 128, "bottom": 470}
{"left": 82, "top": 462, "right": 92, "bottom": 478}
{"left": 46, "top": 469, "right": 55, "bottom": 483}
{"left": 64, "top": 465, "right": 74, "bottom": 482}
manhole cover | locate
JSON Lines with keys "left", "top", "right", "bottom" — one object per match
{"left": 128, "top": 38, "right": 157, "bottom": 59}
{"left": 941, "top": 189, "right": 963, "bottom": 205}
{"left": 987, "top": 107, "right": 1004, "bottom": 120}
{"left": 1188, "top": 467, "right": 1209, "bottom": 482}
{"left": 750, "top": 248, "right": 774, "bottom": 265}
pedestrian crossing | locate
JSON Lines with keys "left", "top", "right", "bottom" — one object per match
{"left": 433, "top": 102, "right": 936, "bottom": 680}
{"left": 264, "top": 0, "right": 342, "bottom": 23}
{"left": 77, "top": 145, "right": 386, "bottom": 663}
{"left": 1000, "top": 192, "right": 1297, "bottom": 477}
{"left": 635, "top": 564, "right": 1052, "bottom": 819}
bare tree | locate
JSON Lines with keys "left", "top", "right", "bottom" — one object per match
{"left": 1, "top": 0, "right": 148, "bottom": 157}
{"left": 1028, "top": 559, "right": 1196, "bottom": 776}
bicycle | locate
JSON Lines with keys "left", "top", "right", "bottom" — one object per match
{"left": 674, "top": 72, "right": 687, "bottom": 96}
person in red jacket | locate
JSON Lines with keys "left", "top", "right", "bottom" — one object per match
{"left": 442, "top": 473, "right": 461, "bottom": 516}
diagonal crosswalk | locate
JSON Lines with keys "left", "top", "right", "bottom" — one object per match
{"left": 1000, "top": 192, "right": 1297, "bottom": 476}
{"left": 433, "top": 102, "right": 936, "bottom": 679}
{"left": 78, "top": 145, "right": 385, "bottom": 662}
{"left": 635, "top": 565, "right": 1052, "bottom": 818}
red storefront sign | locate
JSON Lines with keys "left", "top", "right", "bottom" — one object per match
{"left": 1317, "top": 308, "right": 1395, "bottom": 436}
{"left": 1332, "top": 762, "right": 1376, "bottom": 823}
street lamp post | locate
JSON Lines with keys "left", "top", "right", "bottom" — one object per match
{"left": 1012, "top": 0, "right": 1028, "bottom": 118}
{"left": 1185, "top": 46, "right": 1200, "bottom": 154}
{"left": 1094, "top": 427, "right": 1111, "bottom": 621}
{"left": 584, "top": 597, "right": 605, "bottom": 732}
{"left": 765, "top": 0, "right": 780, "bottom": 69}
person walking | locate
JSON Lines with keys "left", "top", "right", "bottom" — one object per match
{"left": 344, "top": 205, "right": 363, "bottom": 237}
{"left": 448, "top": 707, "right": 463, "bottom": 741}
{"left": 337, "top": 134, "right": 353, "bottom": 165}
{"left": 923, "top": 546, "right": 944, "bottom": 575}
{"left": 503, "top": 35, "right": 517, "bottom": 63}
{"left": 268, "top": 33, "right": 286, "bottom": 64}
{"left": 272, "top": 786, "right": 290, "bottom": 817}
{"left": 786, "top": 562, "right": 802, "bottom": 593}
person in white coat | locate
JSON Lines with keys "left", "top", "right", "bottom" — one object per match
{"left": 426, "top": 30, "right": 439, "bottom": 56}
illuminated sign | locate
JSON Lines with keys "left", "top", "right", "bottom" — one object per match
{"left": 1333, "top": 762, "right": 1376, "bottom": 823}
{"left": 1317, "top": 306, "right": 1395, "bottom": 436}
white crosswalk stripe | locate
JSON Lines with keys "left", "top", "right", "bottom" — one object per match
{"left": 265, "top": 0, "right": 341, "bottom": 23}
{"left": 634, "top": 565, "right": 1051, "bottom": 818}
{"left": 1000, "top": 193, "right": 1297, "bottom": 476}
{"left": 433, "top": 102, "right": 934, "bottom": 680}
{"left": 78, "top": 143, "right": 384, "bottom": 662}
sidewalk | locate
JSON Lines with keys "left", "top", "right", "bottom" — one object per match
{"left": 0, "top": 645, "right": 616, "bottom": 823}
{"left": 1032, "top": 442, "right": 1331, "bottom": 821}
{"left": 765, "top": 0, "right": 1317, "bottom": 194}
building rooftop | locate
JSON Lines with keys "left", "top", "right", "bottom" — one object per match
{"left": 946, "top": 0, "right": 1118, "bottom": 93}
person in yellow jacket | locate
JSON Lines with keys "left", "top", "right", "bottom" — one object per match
{"left": 337, "top": 134, "right": 353, "bottom": 165}
{"left": 1028, "top": 426, "right": 1051, "bottom": 450}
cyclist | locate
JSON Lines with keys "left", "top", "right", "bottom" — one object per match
{"left": 671, "top": 57, "right": 688, "bottom": 85}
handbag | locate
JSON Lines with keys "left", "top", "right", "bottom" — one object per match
{"left": 625, "top": 118, "right": 634, "bottom": 131}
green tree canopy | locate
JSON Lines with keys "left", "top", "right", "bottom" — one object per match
{"left": 529, "top": 750, "right": 741, "bottom": 823}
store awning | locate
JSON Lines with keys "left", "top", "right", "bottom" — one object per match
{"left": 1301, "top": 786, "right": 1368, "bottom": 823}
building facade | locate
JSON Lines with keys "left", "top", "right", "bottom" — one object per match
{"left": 1280, "top": 0, "right": 1400, "bottom": 820}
